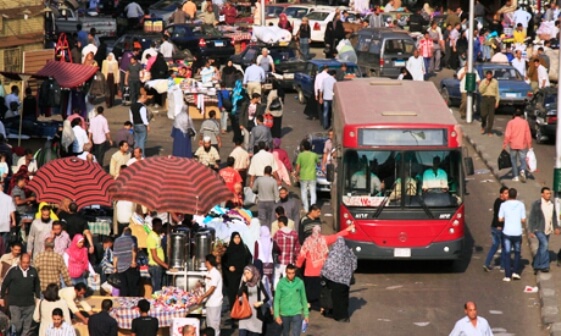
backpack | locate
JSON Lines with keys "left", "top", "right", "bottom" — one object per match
{"left": 263, "top": 113, "right": 273, "bottom": 128}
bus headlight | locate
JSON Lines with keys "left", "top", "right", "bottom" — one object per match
{"left": 449, "top": 228, "right": 455, "bottom": 234}
{"left": 452, "top": 220, "right": 460, "bottom": 226}
{"left": 346, "top": 220, "right": 352, "bottom": 225}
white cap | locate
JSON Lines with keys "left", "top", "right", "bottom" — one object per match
{"left": 203, "top": 136, "right": 212, "bottom": 142}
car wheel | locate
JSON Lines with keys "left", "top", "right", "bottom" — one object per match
{"left": 297, "top": 87, "right": 307, "bottom": 105}
{"left": 441, "top": 87, "right": 451, "bottom": 106}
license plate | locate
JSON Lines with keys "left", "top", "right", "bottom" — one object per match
{"left": 394, "top": 60, "right": 405, "bottom": 66}
{"left": 215, "top": 41, "right": 224, "bottom": 47}
{"left": 394, "top": 248, "right": 411, "bottom": 258}
{"left": 505, "top": 93, "right": 517, "bottom": 98}
{"left": 283, "top": 73, "right": 294, "bottom": 79}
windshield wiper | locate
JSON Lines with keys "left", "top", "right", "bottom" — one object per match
{"left": 373, "top": 180, "right": 397, "bottom": 218}
{"left": 416, "top": 194, "right": 435, "bottom": 219}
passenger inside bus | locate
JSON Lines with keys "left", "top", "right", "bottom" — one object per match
{"left": 350, "top": 159, "right": 384, "bottom": 195}
{"left": 389, "top": 163, "right": 418, "bottom": 201}
{"left": 421, "top": 156, "right": 449, "bottom": 193}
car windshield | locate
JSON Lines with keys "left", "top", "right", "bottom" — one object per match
{"left": 306, "top": 12, "right": 330, "bottom": 21}
{"left": 284, "top": 7, "right": 308, "bottom": 18}
{"left": 485, "top": 67, "right": 523, "bottom": 80}
{"left": 342, "top": 150, "right": 462, "bottom": 208}
{"left": 189, "top": 24, "right": 222, "bottom": 36}
{"left": 544, "top": 94, "right": 558, "bottom": 106}
{"left": 266, "top": 6, "right": 285, "bottom": 17}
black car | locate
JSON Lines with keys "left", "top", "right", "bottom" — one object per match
{"left": 165, "top": 23, "right": 235, "bottom": 62}
{"left": 110, "top": 33, "right": 193, "bottom": 62}
{"left": 525, "top": 87, "right": 557, "bottom": 144}
{"left": 230, "top": 43, "right": 309, "bottom": 89}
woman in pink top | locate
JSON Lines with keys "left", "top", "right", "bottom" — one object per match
{"left": 296, "top": 223, "right": 354, "bottom": 310}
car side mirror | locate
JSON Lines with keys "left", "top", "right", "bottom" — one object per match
{"left": 326, "top": 164, "right": 335, "bottom": 182}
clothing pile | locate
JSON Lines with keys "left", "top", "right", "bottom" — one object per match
{"left": 252, "top": 26, "right": 292, "bottom": 44}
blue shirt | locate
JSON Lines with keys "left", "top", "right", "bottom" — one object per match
{"left": 498, "top": 200, "right": 526, "bottom": 236}
{"left": 321, "top": 75, "right": 337, "bottom": 100}
{"left": 243, "top": 64, "right": 265, "bottom": 84}
{"left": 449, "top": 316, "right": 494, "bottom": 336}
{"left": 77, "top": 31, "right": 88, "bottom": 49}
{"left": 422, "top": 168, "right": 448, "bottom": 190}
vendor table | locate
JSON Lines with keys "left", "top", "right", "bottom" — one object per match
{"left": 88, "top": 218, "right": 112, "bottom": 236}
{"left": 184, "top": 93, "right": 220, "bottom": 120}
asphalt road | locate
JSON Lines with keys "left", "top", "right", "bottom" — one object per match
{"left": 12, "top": 52, "right": 549, "bottom": 335}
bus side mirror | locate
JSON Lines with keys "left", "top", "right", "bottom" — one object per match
{"left": 326, "top": 164, "right": 335, "bottom": 182}
{"left": 464, "top": 156, "right": 474, "bottom": 176}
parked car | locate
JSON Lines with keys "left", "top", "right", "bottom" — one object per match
{"left": 354, "top": 28, "right": 415, "bottom": 78}
{"left": 149, "top": 0, "right": 184, "bottom": 23}
{"left": 110, "top": 33, "right": 193, "bottom": 62}
{"left": 293, "top": 132, "right": 332, "bottom": 194}
{"left": 51, "top": 7, "right": 117, "bottom": 37}
{"left": 166, "top": 23, "right": 235, "bottom": 61}
{"left": 231, "top": 3, "right": 255, "bottom": 25}
{"left": 231, "top": 43, "right": 311, "bottom": 89}
{"left": 306, "top": 8, "right": 358, "bottom": 43}
{"left": 525, "top": 87, "right": 557, "bottom": 144}
{"left": 265, "top": 4, "right": 318, "bottom": 33}
{"left": 293, "top": 59, "right": 361, "bottom": 104}
{"left": 439, "top": 63, "right": 533, "bottom": 111}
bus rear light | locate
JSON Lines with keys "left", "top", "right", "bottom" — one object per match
{"left": 456, "top": 213, "right": 462, "bottom": 219}
{"left": 343, "top": 213, "right": 349, "bottom": 219}
{"left": 451, "top": 131, "right": 457, "bottom": 137}
{"left": 449, "top": 228, "right": 455, "bottom": 234}
{"left": 346, "top": 219, "right": 353, "bottom": 226}
{"left": 349, "top": 131, "right": 355, "bottom": 138}
{"left": 339, "top": 206, "right": 355, "bottom": 231}
{"left": 452, "top": 220, "right": 460, "bottom": 226}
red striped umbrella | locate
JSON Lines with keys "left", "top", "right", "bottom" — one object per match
{"left": 108, "top": 156, "right": 232, "bottom": 214}
{"left": 27, "top": 157, "right": 115, "bottom": 209}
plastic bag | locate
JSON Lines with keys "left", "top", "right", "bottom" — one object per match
{"left": 526, "top": 148, "right": 537, "bottom": 172}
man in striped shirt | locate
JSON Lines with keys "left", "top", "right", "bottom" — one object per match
{"left": 113, "top": 228, "right": 139, "bottom": 297}
{"left": 45, "top": 308, "right": 76, "bottom": 336}
{"left": 273, "top": 216, "right": 301, "bottom": 290}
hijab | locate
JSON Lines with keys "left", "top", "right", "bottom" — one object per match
{"left": 66, "top": 234, "right": 88, "bottom": 277}
{"left": 321, "top": 237, "right": 357, "bottom": 286}
{"left": 273, "top": 138, "right": 282, "bottom": 149}
{"left": 105, "top": 52, "right": 118, "bottom": 66}
{"left": 258, "top": 226, "right": 273, "bottom": 263}
{"left": 243, "top": 264, "right": 261, "bottom": 287}
{"left": 222, "top": 62, "right": 236, "bottom": 75}
{"left": 231, "top": 80, "right": 245, "bottom": 115}
{"left": 225, "top": 232, "right": 249, "bottom": 270}
{"left": 300, "top": 224, "right": 329, "bottom": 268}
{"left": 173, "top": 106, "right": 193, "bottom": 135}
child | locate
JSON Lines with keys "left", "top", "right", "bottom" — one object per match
{"left": 100, "top": 236, "right": 114, "bottom": 289}
{"left": 0, "top": 153, "right": 8, "bottom": 182}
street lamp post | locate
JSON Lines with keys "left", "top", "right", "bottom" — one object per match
{"left": 554, "top": 34, "right": 561, "bottom": 217}
{"left": 466, "top": 0, "right": 476, "bottom": 123}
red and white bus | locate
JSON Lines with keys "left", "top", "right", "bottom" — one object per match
{"left": 330, "top": 78, "right": 470, "bottom": 260}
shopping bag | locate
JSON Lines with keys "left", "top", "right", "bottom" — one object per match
{"left": 526, "top": 148, "right": 537, "bottom": 172}
{"left": 230, "top": 293, "right": 252, "bottom": 320}
{"left": 498, "top": 150, "right": 512, "bottom": 170}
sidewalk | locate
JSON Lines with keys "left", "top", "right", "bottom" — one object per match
{"left": 456, "top": 110, "right": 561, "bottom": 336}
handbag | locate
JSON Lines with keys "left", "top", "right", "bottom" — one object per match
{"left": 498, "top": 149, "right": 512, "bottom": 170}
{"left": 107, "top": 274, "right": 122, "bottom": 288}
{"left": 269, "top": 97, "right": 282, "bottom": 111}
{"left": 230, "top": 292, "right": 252, "bottom": 320}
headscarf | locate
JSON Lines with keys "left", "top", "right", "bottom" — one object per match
{"left": 300, "top": 224, "right": 329, "bottom": 268}
{"left": 66, "top": 234, "right": 88, "bottom": 278}
{"left": 273, "top": 138, "right": 281, "bottom": 149}
{"left": 231, "top": 80, "right": 245, "bottom": 115}
{"left": 35, "top": 202, "right": 59, "bottom": 221}
{"left": 225, "top": 232, "right": 249, "bottom": 272}
{"left": 61, "top": 119, "right": 76, "bottom": 151}
{"left": 243, "top": 264, "right": 261, "bottom": 287}
{"left": 321, "top": 237, "right": 357, "bottom": 286}
{"left": 173, "top": 107, "right": 193, "bottom": 135}
{"left": 258, "top": 226, "right": 273, "bottom": 263}
{"left": 222, "top": 62, "right": 236, "bottom": 75}
{"left": 105, "top": 52, "right": 118, "bottom": 66}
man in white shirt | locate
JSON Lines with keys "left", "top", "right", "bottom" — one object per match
{"left": 88, "top": 106, "right": 112, "bottom": 165}
{"left": 15, "top": 149, "right": 38, "bottom": 175}
{"left": 319, "top": 70, "right": 337, "bottom": 130}
{"left": 141, "top": 42, "right": 158, "bottom": 65}
{"left": 71, "top": 118, "right": 90, "bottom": 155}
{"left": 534, "top": 58, "right": 550, "bottom": 88}
{"left": 256, "top": 48, "right": 275, "bottom": 73}
{"left": 0, "top": 190, "right": 16, "bottom": 249}
{"left": 4, "top": 86, "right": 20, "bottom": 113}
{"left": 248, "top": 142, "right": 279, "bottom": 188}
{"left": 449, "top": 301, "right": 493, "bottom": 336}
{"left": 159, "top": 35, "right": 174, "bottom": 59}
{"left": 498, "top": 188, "right": 526, "bottom": 282}
{"left": 513, "top": 7, "right": 531, "bottom": 32}
{"left": 406, "top": 49, "right": 425, "bottom": 81}
{"left": 197, "top": 255, "right": 223, "bottom": 336}
{"left": 384, "top": 0, "right": 395, "bottom": 12}
{"left": 511, "top": 49, "right": 527, "bottom": 78}
{"left": 126, "top": 147, "right": 144, "bottom": 166}
{"left": 124, "top": 1, "right": 144, "bottom": 29}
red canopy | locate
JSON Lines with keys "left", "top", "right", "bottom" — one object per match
{"left": 35, "top": 61, "right": 98, "bottom": 88}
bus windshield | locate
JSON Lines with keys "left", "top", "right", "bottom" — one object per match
{"left": 342, "top": 149, "right": 463, "bottom": 208}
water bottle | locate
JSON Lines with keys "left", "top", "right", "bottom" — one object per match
{"left": 302, "top": 320, "right": 308, "bottom": 333}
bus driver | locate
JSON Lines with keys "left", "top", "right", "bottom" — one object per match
{"left": 422, "top": 156, "right": 449, "bottom": 193}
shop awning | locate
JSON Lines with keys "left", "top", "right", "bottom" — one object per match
{"left": 35, "top": 61, "right": 98, "bottom": 88}
{"left": 0, "top": 71, "right": 44, "bottom": 81}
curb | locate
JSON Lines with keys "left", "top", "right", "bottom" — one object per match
{"left": 464, "top": 134, "right": 560, "bottom": 335}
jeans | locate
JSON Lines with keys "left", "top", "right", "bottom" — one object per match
{"left": 510, "top": 149, "right": 528, "bottom": 178}
{"left": 533, "top": 231, "right": 551, "bottom": 270}
{"left": 0, "top": 232, "right": 9, "bottom": 253}
{"left": 502, "top": 234, "right": 522, "bottom": 278}
{"left": 92, "top": 141, "right": 108, "bottom": 166}
{"left": 10, "top": 305, "right": 34, "bottom": 336}
{"left": 128, "top": 80, "right": 141, "bottom": 105}
{"left": 149, "top": 265, "right": 164, "bottom": 292}
{"left": 481, "top": 45, "right": 491, "bottom": 61}
{"left": 72, "top": 276, "right": 86, "bottom": 285}
{"left": 206, "top": 305, "right": 221, "bottom": 336}
{"left": 484, "top": 227, "right": 504, "bottom": 268}
{"left": 322, "top": 100, "right": 332, "bottom": 129}
{"left": 281, "top": 314, "right": 303, "bottom": 336}
{"left": 133, "top": 124, "right": 147, "bottom": 154}
{"left": 220, "top": 110, "right": 228, "bottom": 131}
{"left": 300, "top": 180, "right": 317, "bottom": 213}
{"left": 300, "top": 38, "right": 310, "bottom": 60}
{"left": 423, "top": 57, "right": 431, "bottom": 76}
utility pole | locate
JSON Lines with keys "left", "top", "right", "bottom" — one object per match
{"left": 466, "top": 0, "right": 476, "bottom": 123}
{"left": 554, "top": 38, "right": 561, "bottom": 217}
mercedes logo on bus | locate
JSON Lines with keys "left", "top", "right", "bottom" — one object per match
{"left": 399, "top": 232, "right": 407, "bottom": 242}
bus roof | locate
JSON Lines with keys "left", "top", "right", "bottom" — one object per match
{"left": 333, "top": 78, "right": 457, "bottom": 127}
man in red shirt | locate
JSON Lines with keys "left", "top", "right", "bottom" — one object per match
{"left": 503, "top": 109, "right": 532, "bottom": 183}
{"left": 221, "top": 2, "right": 237, "bottom": 25}
{"left": 219, "top": 156, "right": 243, "bottom": 193}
